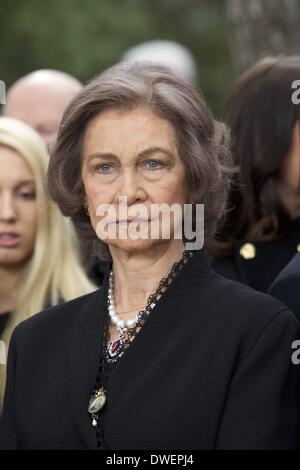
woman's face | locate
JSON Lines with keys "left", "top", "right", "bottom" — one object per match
{"left": 278, "top": 123, "right": 300, "bottom": 193}
{"left": 0, "top": 146, "right": 37, "bottom": 269}
{"left": 276, "top": 123, "right": 300, "bottom": 217}
{"left": 81, "top": 107, "right": 189, "bottom": 254}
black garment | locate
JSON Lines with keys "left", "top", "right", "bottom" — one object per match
{"left": 0, "top": 300, "right": 63, "bottom": 338}
{"left": 212, "top": 218, "right": 300, "bottom": 292}
{"left": 88, "top": 259, "right": 108, "bottom": 287}
{"left": 0, "top": 249, "right": 299, "bottom": 450}
{"left": 269, "top": 253, "right": 300, "bottom": 322}
{"left": 0, "top": 312, "right": 10, "bottom": 337}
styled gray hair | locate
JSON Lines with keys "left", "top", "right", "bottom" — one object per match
{"left": 48, "top": 62, "right": 233, "bottom": 260}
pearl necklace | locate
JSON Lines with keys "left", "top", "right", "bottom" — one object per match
{"left": 108, "top": 271, "right": 151, "bottom": 329}
{"left": 107, "top": 270, "right": 157, "bottom": 361}
{"left": 88, "top": 250, "right": 193, "bottom": 438}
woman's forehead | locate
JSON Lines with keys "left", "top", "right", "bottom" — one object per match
{"left": 82, "top": 107, "right": 178, "bottom": 158}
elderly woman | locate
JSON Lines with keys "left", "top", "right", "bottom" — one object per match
{"left": 0, "top": 63, "right": 299, "bottom": 450}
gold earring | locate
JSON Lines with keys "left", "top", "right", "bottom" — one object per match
{"left": 84, "top": 202, "right": 90, "bottom": 216}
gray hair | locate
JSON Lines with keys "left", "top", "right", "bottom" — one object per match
{"left": 47, "top": 62, "right": 233, "bottom": 261}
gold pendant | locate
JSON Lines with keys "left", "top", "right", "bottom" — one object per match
{"left": 88, "top": 387, "right": 106, "bottom": 415}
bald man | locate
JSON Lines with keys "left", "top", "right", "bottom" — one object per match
{"left": 121, "top": 40, "right": 197, "bottom": 83}
{"left": 3, "top": 69, "right": 82, "bottom": 149}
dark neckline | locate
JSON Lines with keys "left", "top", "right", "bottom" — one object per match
{"left": 100, "top": 249, "right": 210, "bottom": 383}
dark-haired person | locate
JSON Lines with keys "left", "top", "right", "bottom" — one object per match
{"left": 210, "top": 56, "right": 300, "bottom": 293}
{"left": 0, "top": 63, "right": 299, "bottom": 450}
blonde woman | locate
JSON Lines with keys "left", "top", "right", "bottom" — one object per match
{"left": 0, "top": 117, "right": 96, "bottom": 405}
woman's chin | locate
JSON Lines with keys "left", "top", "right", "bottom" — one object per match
{"left": 103, "top": 237, "right": 167, "bottom": 253}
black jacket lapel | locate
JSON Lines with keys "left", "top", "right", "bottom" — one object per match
{"left": 69, "top": 272, "right": 110, "bottom": 449}
{"left": 105, "top": 250, "right": 213, "bottom": 411}
{"left": 68, "top": 250, "right": 212, "bottom": 449}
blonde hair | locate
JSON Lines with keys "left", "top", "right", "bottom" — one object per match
{"left": 0, "top": 117, "right": 96, "bottom": 406}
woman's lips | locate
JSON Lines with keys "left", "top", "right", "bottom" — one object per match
{"left": 0, "top": 233, "right": 21, "bottom": 248}
{"left": 108, "top": 218, "right": 153, "bottom": 225}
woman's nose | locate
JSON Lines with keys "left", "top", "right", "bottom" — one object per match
{"left": 0, "top": 194, "right": 17, "bottom": 222}
{"left": 117, "top": 172, "right": 146, "bottom": 205}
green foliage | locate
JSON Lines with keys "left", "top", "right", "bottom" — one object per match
{"left": 0, "top": 0, "right": 233, "bottom": 116}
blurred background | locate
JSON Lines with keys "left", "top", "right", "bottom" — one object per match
{"left": 1, "top": 0, "right": 300, "bottom": 117}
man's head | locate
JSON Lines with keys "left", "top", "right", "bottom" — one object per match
{"left": 4, "top": 69, "right": 82, "bottom": 149}
{"left": 121, "top": 40, "right": 197, "bottom": 84}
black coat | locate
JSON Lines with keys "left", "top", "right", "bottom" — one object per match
{"left": 269, "top": 253, "right": 300, "bottom": 322}
{"left": 212, "top": 220, "right": 300, "bottom": 292}
{"left": 1, "top": 250, "right": 300, "bottom": 450}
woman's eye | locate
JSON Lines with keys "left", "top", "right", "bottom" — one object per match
{"left": 145, "top": 160, "right": 163, "bottom": 170}
{"left": 19, "top": 191, "right": 36, "bottom": 200}
{"left": 96, "top": 163, "right": 113, "bottom": 174}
